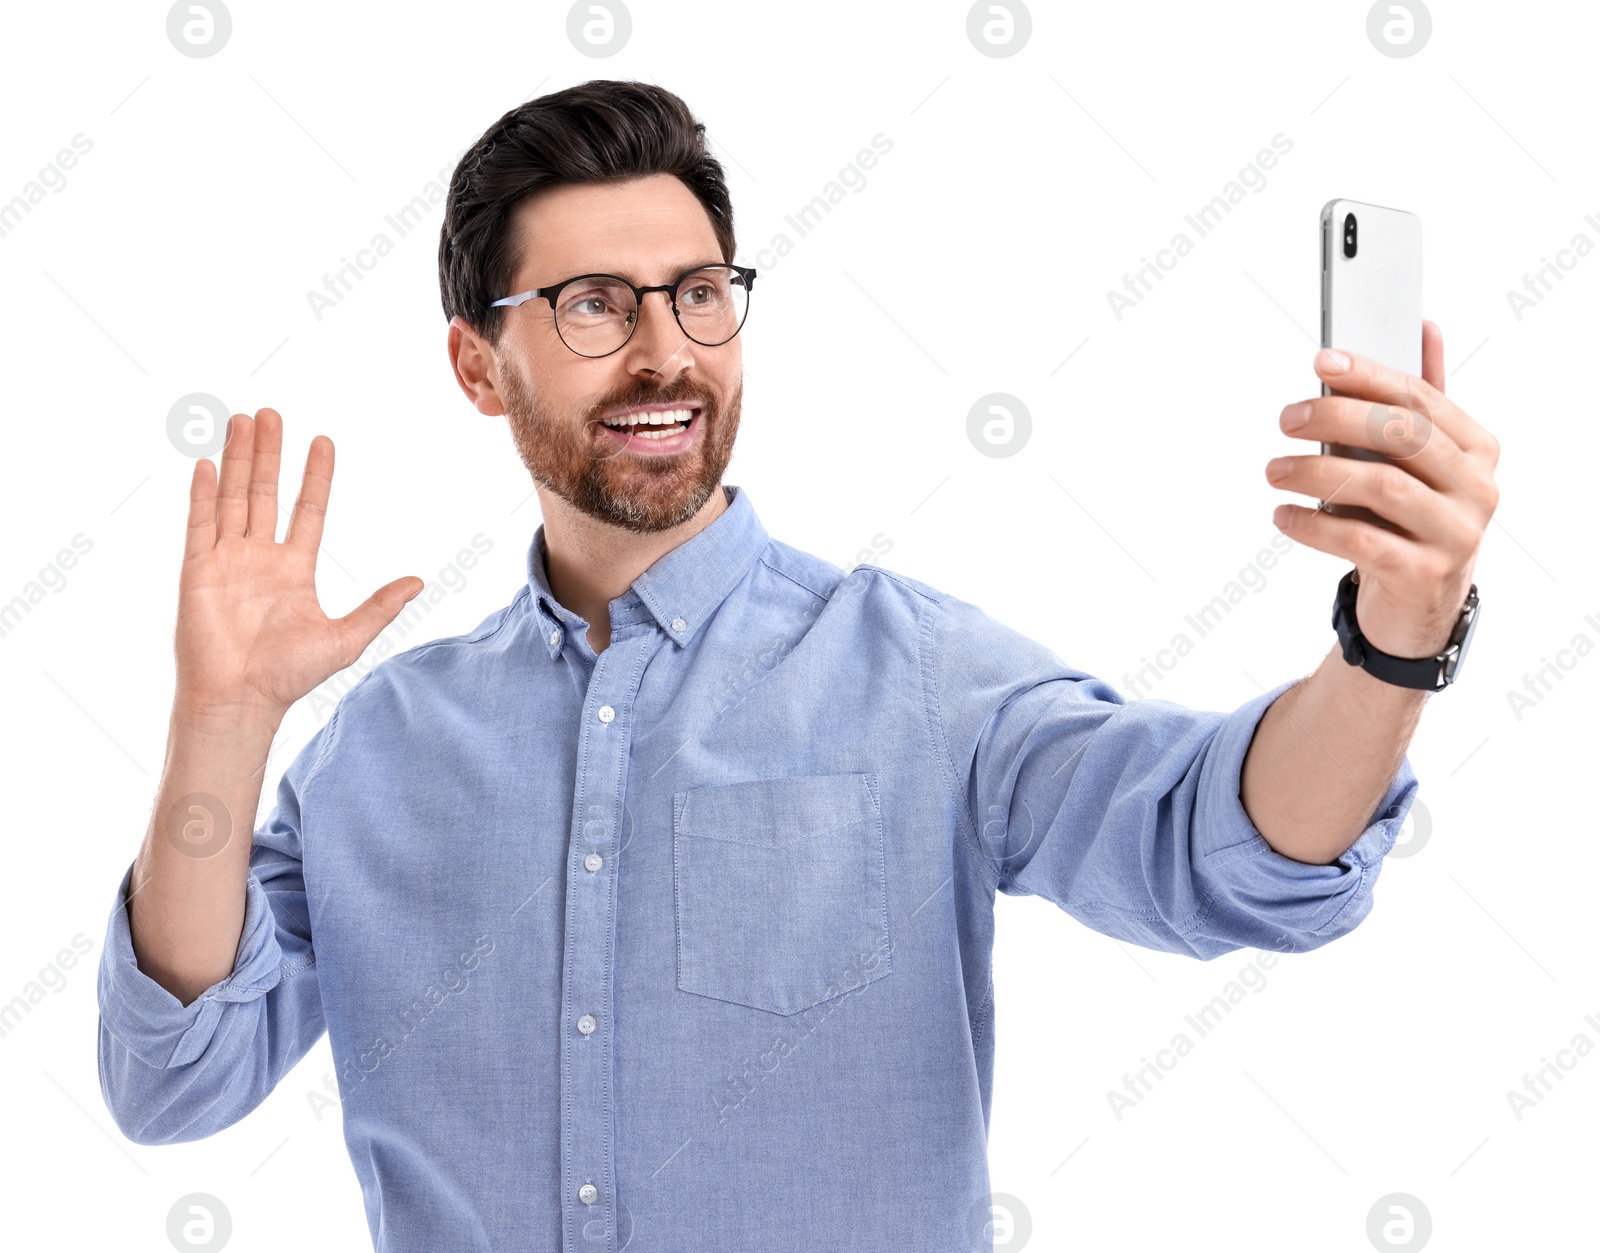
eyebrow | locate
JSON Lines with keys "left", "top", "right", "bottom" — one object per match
{"left": 558, "top": 258, "right": 727, "bottom": 283}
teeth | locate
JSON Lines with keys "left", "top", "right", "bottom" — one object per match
{"left": 605, "top": 407, "right": 693, "bottom": 429}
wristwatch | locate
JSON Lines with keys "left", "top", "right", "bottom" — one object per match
{"left": 1331, "top": 568, "right": 1481, "bottom": 691}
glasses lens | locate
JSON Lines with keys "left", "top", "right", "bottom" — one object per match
{"left": 674, "top": 266, "right": 750, "bottom": 346}
{"left": 554, "top": 277, "right": 638, "bottom": 357}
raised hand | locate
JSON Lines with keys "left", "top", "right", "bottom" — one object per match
{"left": 175, "top": 408, "right": 422, "bottom": 721}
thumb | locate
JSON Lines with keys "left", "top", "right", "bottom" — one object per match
{"left": 1421, "top": 319, "right": 1445, "bottom": 396}
{"left": 335, "top": 576, "right": 425, "bottom": 658}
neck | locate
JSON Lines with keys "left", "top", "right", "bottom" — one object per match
{"left": 539, "top": 485, "right": 729, "bottom": 650}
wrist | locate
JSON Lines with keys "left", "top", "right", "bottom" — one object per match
{"left": 168, "top": 696, "right": 285, "bottom": 762}
{"left": 1331, "top": 569, "right": 1480, "bottom": 691}
{"left": 172, "top": 689, "right": 287, "bottom": 733}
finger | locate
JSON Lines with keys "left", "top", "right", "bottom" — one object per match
{"left": 1421, "top": 320, "right": 1445, "bottom": 396}
{"left": 1265, "top": 454, "right": 1470, "bottom": 547}
{"left": 1316, "top": 345, "right": 1495, "bottom": 457}
{"left": 285, "top": 436, "right": 334, "bottom": 554}
{"left": 185, "top": 454, "right": 219, "bottom": 560}
{"left": 246, "top": 408, "right": 284, "bottom": 540}
{"left": 1272, "top": 501, "right": 1425, "bottom": 574}
{"left": 215, "top": 413, "right": 255, "bottom": 539}
{"left": 333, "top": 577, "right": 425, "bottom": 664}
{"left": 1280, "top": 396, "right": 1461, "bottom": 492}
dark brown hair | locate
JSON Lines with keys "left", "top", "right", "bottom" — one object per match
{"left": 438, "top": 80, "right": 736, "bottom": 346}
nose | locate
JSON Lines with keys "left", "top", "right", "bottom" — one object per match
{"left": 623, "top": 289, "right": 694, "bottom": 377}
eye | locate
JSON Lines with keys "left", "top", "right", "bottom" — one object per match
{"left": 562, "top": 290, "right": 614, "bottom": 317}
{"left": 559, "top": 279, "right": 631, "bottom": 320}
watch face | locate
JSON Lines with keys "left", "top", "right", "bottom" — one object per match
{"left": 1446, "top": 596, "right": 1481, "bottom": 685}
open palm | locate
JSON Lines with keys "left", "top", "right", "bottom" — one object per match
{"left": 174, "top": 409, "right": 421, "bottom": 721}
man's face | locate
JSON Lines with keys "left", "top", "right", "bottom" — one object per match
{"left": 486, "top": 173, "right": 742, "bottom": 534}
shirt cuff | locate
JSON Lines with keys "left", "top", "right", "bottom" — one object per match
{"left": 1190, "top": 677, "right": 1419, "bottom": 941}
{"left": 96, "top": 860, "right": 289, "bottom": 1069}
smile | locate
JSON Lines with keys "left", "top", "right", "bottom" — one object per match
{"left": 601, "top": 406, "right": 696, "bottom": 437}
{"left": 596, "top": 407, "right": 703, "bottom": 455}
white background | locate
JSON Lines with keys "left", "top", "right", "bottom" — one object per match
{"left": 0, "top": 1, "right": 1593, "bottom": 1249}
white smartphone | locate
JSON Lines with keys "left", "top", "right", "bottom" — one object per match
{"left": 1318, "top": 198, "right": 1423, "bottom": 529}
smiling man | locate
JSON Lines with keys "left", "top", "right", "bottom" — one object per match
{"left": 97, "top": 81, "right": 1500, "bottom": 1253}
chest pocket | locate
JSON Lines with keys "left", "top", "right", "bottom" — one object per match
{"left": 673, "top": 772, "right": 892, "bottom": 1017}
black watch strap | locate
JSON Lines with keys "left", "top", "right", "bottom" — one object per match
{"left": 1331, "top": 568, "right": 1480, "bottom": 691}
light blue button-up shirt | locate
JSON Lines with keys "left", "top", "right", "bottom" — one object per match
{"left": 97, "top": 483, "right": 1417, "bottom": 1252}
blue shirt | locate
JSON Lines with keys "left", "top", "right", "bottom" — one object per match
{"left": 97, "top": 483, "right": 1417, "bottom": 1252}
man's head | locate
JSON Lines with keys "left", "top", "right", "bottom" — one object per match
{"left": 441, "top": 81, "right": 744, "bottom": 534}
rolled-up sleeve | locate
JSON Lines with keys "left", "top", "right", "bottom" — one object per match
{"left": 97, "top": 720, "right": 332, "bottom": 1144}
{"left": 926, "top": 592, "right": 1417, "bottom": 959}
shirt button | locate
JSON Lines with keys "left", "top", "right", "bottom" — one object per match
{"left": 578, "top": 1183, "right": 598, "bottom": 1205}
{"left": 670, "top": 617, "right": 687, "bottom": 633}
{"left": 584, "top": 853, "right": 603, "bottom": 873}
{"left": 549, "top": 628, "right": 562, "bottom": 647}
{"left": 597, "top": 705, "right": 615, "bottom": 724}
{"left": 577, "top": 1014, "right": 596, "bottom": 1035}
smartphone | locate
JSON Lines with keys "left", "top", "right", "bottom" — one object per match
{"left": 1318, "top": 198, "right": 1423, "bottom": 529}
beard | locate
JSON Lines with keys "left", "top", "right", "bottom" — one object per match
{"left": 498, "top": 358, "right": 741, "bottom": 535}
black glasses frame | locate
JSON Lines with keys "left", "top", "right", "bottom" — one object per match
{"left": 489, "top": 263, "right": 758, "bottom": 358}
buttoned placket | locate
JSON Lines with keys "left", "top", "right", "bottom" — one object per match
{"left": 558, "top": 605, "right": 655, "bottom": 1253}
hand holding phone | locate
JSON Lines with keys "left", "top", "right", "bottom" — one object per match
{"left": 1318, "top": 199, "right": 1424, "bottom": 530}
{"left": 1265, "top": 201, "right": 1500, "bottom": 676}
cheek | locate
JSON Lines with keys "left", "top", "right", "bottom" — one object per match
{"left": 510, "top": 346, "right": 587, "bottom": 408}
{"left": 505, "top": 319, "right": 573, "bottom": 380}
{"left": 707, "top": 345, "right": 742, "bottom": 395}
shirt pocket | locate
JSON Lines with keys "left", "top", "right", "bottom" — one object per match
{"left": 672, "top": 772, "right": 892, "bottom": 1017}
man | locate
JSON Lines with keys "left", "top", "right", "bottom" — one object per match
{"left": 98, "top": 80, "right": 1500, "bottom": 1252}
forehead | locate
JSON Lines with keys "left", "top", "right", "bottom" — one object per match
{"left": 508, "top": 173, "right": 722, "bottom": 284}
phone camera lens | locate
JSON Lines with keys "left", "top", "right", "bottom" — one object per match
{"left": 1343, "top": 212, "right": 1358, "bottom": 258}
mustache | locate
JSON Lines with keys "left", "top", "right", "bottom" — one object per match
{"left": 576, "top": 378, "right": 715, "bottom": 425}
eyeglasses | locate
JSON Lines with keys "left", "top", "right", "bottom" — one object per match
{"left": 489, "top": 263, "right": 757, "bottom": 358}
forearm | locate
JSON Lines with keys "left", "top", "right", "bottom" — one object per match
{"left": 1239, "top": 643, "right": 1427, "bottom": 865}
{"left": 128, "top": 702, "right": 282, "bottom": 1006}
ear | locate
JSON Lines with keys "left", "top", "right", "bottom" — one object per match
{"left": 447, "top": 315, "right": 507, "bottom": 417}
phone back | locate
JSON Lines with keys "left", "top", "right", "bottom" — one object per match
{"left": 1319, "top": 199, "right": 1423, "bottom": 524}
{"left": 1321, "top": 199, "right": 1422, "bottom": 376}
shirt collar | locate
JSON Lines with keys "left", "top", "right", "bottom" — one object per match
{"left": 525, "top": 483, "right": 768, "bottom": 659}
